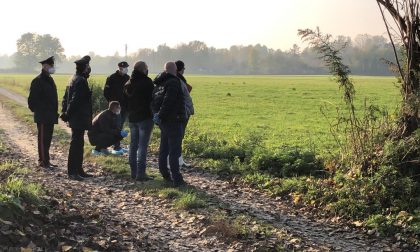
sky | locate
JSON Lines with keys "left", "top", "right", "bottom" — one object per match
{"left": 0, "top": 0, "right": 388, "bottom": 56}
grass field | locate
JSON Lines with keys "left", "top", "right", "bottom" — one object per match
{"left": 0, "top": 74, "right": 400, "bottom": 151}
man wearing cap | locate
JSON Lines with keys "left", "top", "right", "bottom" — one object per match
{"left": 61, "top": 55, "right": 93, "bottom": 181}
{"left": 175, "top": 60, "right": 194, "bottom": 168}
{"left": 28, "top": 56, "right": 59, "bottom": 169}
{"left": 103, "top": 61, "right": 130, "bottom": 154}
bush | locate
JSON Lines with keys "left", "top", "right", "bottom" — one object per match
{"left": 250, "top": 146, "right": 324, "bottom": 178}
{"left": 366, "top": 211, "right": 420, "bottom": 235}
{"left": 383, "top": 129, "right": 420, "bottom": 179}
{"left": 329, "top": 166, "right": 419, "bottom": 220}
{"left": 90, "top": 79, "right": 108, "bottom": 116}
{"left": 183, "top": 129, "right": 246, "bottom": 160}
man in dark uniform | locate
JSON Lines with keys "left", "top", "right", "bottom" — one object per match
{"left": 61, "top": 55, "right": 93, "bottom": 181}
{"left": 28, "top": 56, "right": 59, "bottom": 169}
{"left": 103, "top": 61, "right": 130, "bottom": 154}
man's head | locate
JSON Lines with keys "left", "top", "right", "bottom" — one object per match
{"left": 164, "top": 62, "right": 177, "bottom": 76}
{"left": 134, "top": 61, "right": 148, "bottom": 75}
{"left": 39, "top": 56, "right": 55, "bottom": 74}
{"left": 75, "top": 55, "right": 91, "bottom": 78}
{"left": 118, "top": 61, "right": 129, "bottom": 75}
{"left": 109, "top": 101, "right": 121, "bottom": 114}
{"left": 175, "top": 60, "right": 185, "bottom": 75}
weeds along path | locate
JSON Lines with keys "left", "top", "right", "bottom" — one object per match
{"left": 0, "top": 101, "right": 230, "bottom": 251}
{"left": 183, "top": 170, "right": 391, "bottom": 251}
{"left": 0, "top": 87, "right": 393, "bottom": 251}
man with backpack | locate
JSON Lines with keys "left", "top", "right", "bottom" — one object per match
{"left": 152, "top": 62, "right": 187, "bottom": 187}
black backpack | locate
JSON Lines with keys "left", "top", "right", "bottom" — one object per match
{"left": 151, "top": 84, "right": 166, "bottom": 114}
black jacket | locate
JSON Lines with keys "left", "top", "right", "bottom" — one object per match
{"left": 62, "top": 74, "right": 92, "bottom": 130}
{"left": 153, "top": 72, "right": 186, "bottom": 123}
{"left": 88, "top": 109, "right": 120, "bottom": 137}
{"left": 28, "top": 70, "right": 58, "bottom": 124}
{"left": 103, "top": 71, "right": 130, "bottom": 109}
{"left": 124, "top": 70, "right": 154, "bottom": 123}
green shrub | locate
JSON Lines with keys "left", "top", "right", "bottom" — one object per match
{"left": 382, "top": 130, "right": 420, "bottom": 179}
{"left": 250, "top": 146, "right": 324, "bottom": 178}
{"left": 366, "top": 211, "right": 420, "bottom": 235}
{"left": 90, "top": 79, "right": 108, "bottom": 116}
{"left": 184, "top": 127, "right": 264, "bottom": 161}
{"left": 329, "top": 165, "right": 419, "bottom": 219}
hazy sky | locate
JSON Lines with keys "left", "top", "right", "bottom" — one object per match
{"left": 0, "top": 0, "right": 387, "bottom": 56}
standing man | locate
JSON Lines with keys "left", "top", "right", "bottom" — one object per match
{"left": 152, "top": 62, "right": 187, "bottom": 187}
{"left": 28, "top": 56, "right": 59, "bottom": 169}
{"left": 175, "top": 60, "right": 194, "bottom": 168}
{"left": 124, "top": 61, "right": 155, "bottom": 181}
{"left": 61, "top": 55, "right": 93, "bottom": 181}
{"left": 103, "top": 61, "right": 130, "bottom": 154}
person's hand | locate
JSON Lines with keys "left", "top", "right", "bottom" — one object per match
{"left": 153, "top": 113, "right": 161, "bottom": 125}
{"left": 60, "top": 113, "right": 69, "bottom": 122}
{"left": 120, "top": 130, "right": 129, "bottom": 138}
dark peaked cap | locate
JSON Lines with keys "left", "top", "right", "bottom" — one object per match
{"left": 74, "top": 55, "right": 91, "bottom": 65}
{"left": 118, "top": 61, "right": 129, "bottom": 68}
{"left": 39, "top": 56, "right": 55, "bottom": 65}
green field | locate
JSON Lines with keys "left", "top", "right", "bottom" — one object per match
{"left": 0, "top": 74, "right": 400, "bottom": 151}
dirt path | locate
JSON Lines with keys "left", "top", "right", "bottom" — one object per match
{"left": 0, "top": 101, "right": 229, "bottom": 251}
{"left": 0, "top": 88, "right": 396, "bottom": 251}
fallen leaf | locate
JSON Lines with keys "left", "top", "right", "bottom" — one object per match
{"left": 352, "top": 221, "right": 364, "bottom": 227}
{"left": 61, "top": 245, "right": 72, "bottom": 252}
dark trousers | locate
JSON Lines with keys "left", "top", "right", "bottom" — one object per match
{"left": 88, "top": 132, "right": 121, "bottom": 150}
{"left": 37, "top": 123, "right": 54, "bottom": 165}
{"left": 158, "top": 122, "right": 184, "bottom": 183}
{"left": 68, "top": 129, "right": 85, "bottom": 175}
{"left": 181, "top": 117, "right": 189, "bottom": 139}
{"left": 114, "top": 109, "right": 127, "bottom": 150}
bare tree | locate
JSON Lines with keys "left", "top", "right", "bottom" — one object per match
{"left": 376, "top": 0, "right": 420, "bottom": 135}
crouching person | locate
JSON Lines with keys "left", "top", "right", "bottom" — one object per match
{"left": 88, "top": 101, "right": 129, "bottom": 155}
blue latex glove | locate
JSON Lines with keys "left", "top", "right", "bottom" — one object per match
{"left": 120, "top": 130, "right": 129, "bottom": 138}
{"left": 153, "top": 113, "right": 161, "bottom": 125}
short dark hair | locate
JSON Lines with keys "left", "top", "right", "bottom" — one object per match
{"left": 109, "top": 101, "right": 120, "bottom": 110}
{"left": 175, "top": 60, "right": 185, "bottom": 71}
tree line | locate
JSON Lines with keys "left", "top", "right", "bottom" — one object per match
{"left": 0, "top": 32, "right": 395, "bottom": 75}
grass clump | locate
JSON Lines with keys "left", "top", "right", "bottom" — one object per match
{"left": 174, "top": 191, "right": 206, "bottom": 210}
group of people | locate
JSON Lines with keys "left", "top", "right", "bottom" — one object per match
{"left": 28, "top": 56, "right": 194, "bottom": 187}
